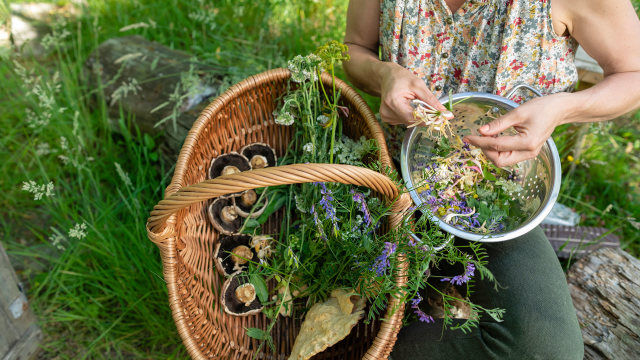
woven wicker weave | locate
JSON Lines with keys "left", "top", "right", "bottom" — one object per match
{"left": 146, "top": 68, "right": 412, "bottom": 359}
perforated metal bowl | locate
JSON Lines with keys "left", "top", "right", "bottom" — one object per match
{"left": 400, "top": 85, "right": 561, "bottom": 242}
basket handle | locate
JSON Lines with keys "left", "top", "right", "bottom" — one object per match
{"left": 147, "top": 163, "right": 404, "bottom": 239}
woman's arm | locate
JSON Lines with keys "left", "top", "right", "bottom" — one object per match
{"left": 465, "top": 0, "right": 640, "bottom": 167}
{"left": 342, "top": 0, "right": 450, "bottom": 125}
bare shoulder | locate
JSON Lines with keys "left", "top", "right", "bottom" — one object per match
{"left": 553, "top": 0, "right": 640, "bottom": 73}
{"left": 553, "top": 0, "right": 638, "bottom": 35}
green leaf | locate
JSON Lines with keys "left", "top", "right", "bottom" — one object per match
{"left": 250, "top": 274, "right": 269, "bottom": 303}
{"left": 149, "top": 152, "right": 159, "bottom": 162}
{"left": 245, "top": 327, "right": 270, "bottom": 340}
{"left": 482, "top": 165, "right": 497, "bottom": 181}
{"left": 256, "top": 194, "right": 286, "bottom": 224}
{"left": 143, "top": 133, "right": 155, "bottom": 149}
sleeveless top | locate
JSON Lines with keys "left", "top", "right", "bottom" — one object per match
{"left": 380, "top": 0, "right": 579, "bottom": 103}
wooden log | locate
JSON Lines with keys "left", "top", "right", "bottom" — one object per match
{"left": 0, "top": 242, "right": 42, "bottom": 360}
{"left": 566, "top": 247, "right": 640, "bottom": 359}
{"left": 85, "top": 35, "right": 226, "bottom": 161}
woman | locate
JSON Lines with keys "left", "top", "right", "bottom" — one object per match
{"left": 343, "top": 0, "right": 640, "bottom": 358}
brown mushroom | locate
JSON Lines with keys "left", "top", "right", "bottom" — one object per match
{"left": 208, "top": 197, "right": 243, "bottom": 235}
{"left": 233, "top": 189, "right": 268, "bottom": 218}
{"left": 208, "top": 152, "right": 251, "bottom": 179}
{"left": 214, "top": 234, "right": 257, "bottom": 276}
{"left": 240, "top": 143, "right": 277, "bottom": 169}
{"left": 221, "top": 274, "right": 263, "bottom": 316}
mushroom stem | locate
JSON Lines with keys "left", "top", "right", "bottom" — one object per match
{"left": 221, "top": 165, "right": 240, "bottom": 176}
{"left": 231, "top": 245, "right": 253, "bottom": 265}
{"left": 240, "top": 190, "right": 257, "bottom": 206}
{"left": 250, "top": 155, "right": 268, "bottom": 169}
{"left": 235, "top": 283, "right": 257, "bottom": 306}
{"left": 221, "top": 206, "right": 238, "bottom": 223}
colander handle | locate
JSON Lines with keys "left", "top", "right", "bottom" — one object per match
{"left": 505, "top": 83, "right": 543, "bottom": 100}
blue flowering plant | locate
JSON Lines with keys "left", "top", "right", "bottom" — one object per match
{"left": 238, "top": 42, "right": 503, "bottom": 351}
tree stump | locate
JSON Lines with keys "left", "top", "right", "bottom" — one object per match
{"left": 85, "top": 35, "right": 226, "bottom": 161}
{"left": 566, "top": 247, "right": 640, "bottom": 359}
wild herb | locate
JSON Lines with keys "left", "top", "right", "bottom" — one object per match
{"left": 239, "top": 42, "right": 503, "bottom": 355}
{"left": 411, "top": 100, "right": 535, "bottom": 234}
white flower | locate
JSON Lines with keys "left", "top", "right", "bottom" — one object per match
{"left": 110, "top": 78, "right": 141, "bottom": 106}
{"left": 59, "top": 136, "right": 68, "bottom": 151}
{"left": 49, "top": 233, "right": 66, "bottom": 251}
{"left": 303, "top": 142, "right": 314, "bottom": 153}
{"left": 115, "top": 162, "right": 133, "bottom": 189}
{"left": 68, "top": 223, "right": 88, "bottom": 240}
{"left": 317, "top": 114, "right": 329, "bottom": 125}
{"left": 22, "top": 181, "right": 55, "bottom": 200}
{"left": 36, "top": 142, "right": 52, "bottom": 156}
{"left": 275, "top": 111, "right": 295, "bottom": 126}
{"left": 287, "top": 54, "right": 322, "bottom": 83}
{"left": 495, "top": 179, "right": 523, "bottom": 194}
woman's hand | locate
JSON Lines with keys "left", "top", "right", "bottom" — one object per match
{"left": 464, "top": 93, "right": 569, "bottom": 167}
{"left": 379, "top": 64, "right": 451, "bottom": 126}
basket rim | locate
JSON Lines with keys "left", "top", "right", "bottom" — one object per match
{"left": 147, "top": 68, "right": 409, "bottom": 360}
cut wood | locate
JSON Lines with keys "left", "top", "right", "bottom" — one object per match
{"left": 85, "top": 35, "right": 226, "bottom": 161}
{"left": 1, "top": 242, "right": 42, "bottom": 360}
{"left": 567, "top": 247, "right": 640, "bottom": 359}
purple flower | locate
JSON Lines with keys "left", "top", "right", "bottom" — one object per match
{"left": 311, "top": 204, "right": 327, "bottom": 242}
{"left": 441, "top": 260, "right": 476, "bottom": 286}
{"left": 410, "top": 294, "right": 434, "bottom": 323}
{"left": 314, "top": 182, "right": 338, "bottom": 232}
{"left": 351, "top": 189, "right": 372, "bottom": 227}
{"left": 370, "top": 242, "right": 397, "bottom": 276}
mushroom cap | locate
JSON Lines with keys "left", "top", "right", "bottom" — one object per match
{"left": 240, "top": 143, "right": 277, "bottom": 169}
{"left": 214, "top": 234, "right": 257, "bottom": 277}
{"left": 208, "top": 152, "right": 251, "bottom": 179}
{"left": 208, "top": 197, "right": 243, "bottom": 235}
{"left": 233, "top": 189, "right": 269, "bottom": 218}
{"left": 221, "top": 275, "right": 263, "bottom": 316}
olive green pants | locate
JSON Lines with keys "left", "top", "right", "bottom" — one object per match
{"left": 391, "top": 227, "right": 584, "bottom": 360}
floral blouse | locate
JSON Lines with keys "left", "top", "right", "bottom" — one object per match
{"left": 379, "top": 0, "right": 579, "bottom": 104}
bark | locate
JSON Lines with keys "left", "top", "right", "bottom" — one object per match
{"left": 566, "top": 247, "right": 640, "bottom": 359}
{"left": 84, "top": 35, "right": 226, "bottom": 162}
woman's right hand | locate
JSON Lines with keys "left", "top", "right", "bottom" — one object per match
{"left": 379, "top": 63, "right": 452, "bottom": 126}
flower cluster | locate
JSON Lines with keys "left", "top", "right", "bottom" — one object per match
{"left": 442, "top": 258, "right": 476, "bottom": 286}
{"left": 288, "top": 54, "right": 322, "bottom": 83}
{"left": 370, "top": 242, "right": 397, "bottom": 276}
{"left": 22, "top": 180, "right": 55, "bottom": 200}
{"left": 410, "top": 294, "right": 434, "bottom": 323}
{"left": 351, "top": 190, "right": 371, "bottom": 227}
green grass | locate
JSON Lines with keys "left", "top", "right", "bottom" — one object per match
{"left": 1, "top": 0, "right": 639, "bottom": 358}
{"left": 1, "top": 0, "right": 348, "bottom": 358}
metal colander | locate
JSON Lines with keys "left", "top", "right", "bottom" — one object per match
{"left": 400, "top": 85, "right": 561, "bottom": 242}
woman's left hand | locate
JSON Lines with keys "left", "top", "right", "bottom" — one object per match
{"left": 464, "top": 93, "right": 569, "bottom": 167}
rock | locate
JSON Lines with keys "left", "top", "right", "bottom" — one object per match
{"left": 84, "top": 35, "right": 226, "bottom": 162}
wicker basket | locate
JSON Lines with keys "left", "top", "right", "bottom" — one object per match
{"left": 146, "top": 69, "right": 412, "bottom": 360}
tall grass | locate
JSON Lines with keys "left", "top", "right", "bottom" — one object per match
{"left": 1, "top": 0, "right": 347, "bottom": 358}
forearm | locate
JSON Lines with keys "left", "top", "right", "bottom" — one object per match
{"left": 558, "top": 71, "right": 640, "bottom": 125}
{"left": 342, "top": 43, "right": 399, "bottom": 97}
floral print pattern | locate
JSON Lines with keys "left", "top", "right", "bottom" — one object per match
{"left": 380, "top": 0, "right": 579, "bottom": 103}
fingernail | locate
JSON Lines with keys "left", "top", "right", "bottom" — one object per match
{"left": 479, "top": 125, "right": 489, "bottom": 132}
{"left": 443, "top": 110, "right": 454, "bottom": 119}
